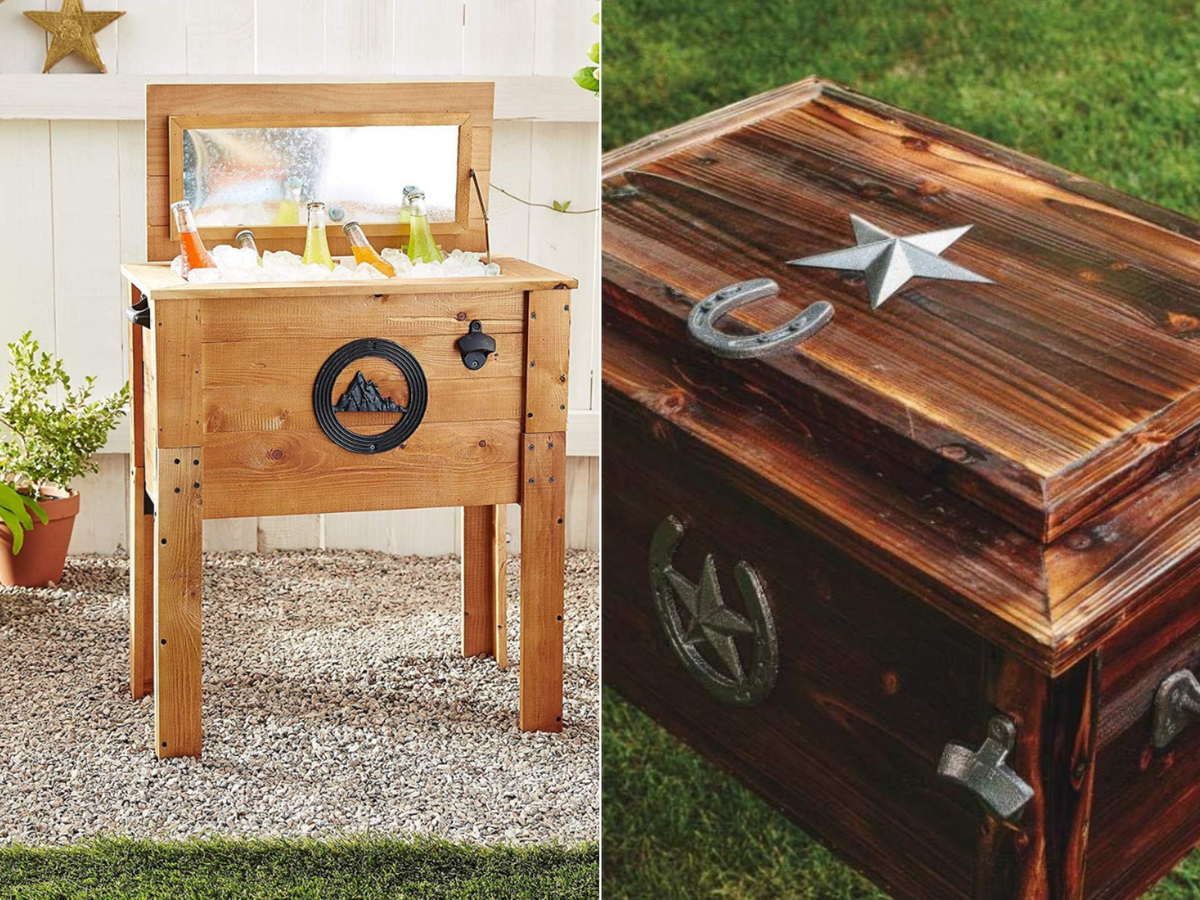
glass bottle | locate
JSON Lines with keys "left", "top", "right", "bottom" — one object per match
{"left": 235, "top": 229, "right": 261, "bottom": 264}
{"left": 342, "top": 221, "right": 395, "bottom": 277}
{"left": 404, "top": 187, "right": 442, "bottom": 264}
{"left": 171, "top": 200, "right": 216, "bottom": 274}
{"left": 302, "top": 201, "right": 335, "bottom": 270}
{"left": 273, "top": 175, "right": 303, "bottom": 225}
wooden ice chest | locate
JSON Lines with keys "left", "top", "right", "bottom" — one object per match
{"left": 123, "top": 82, "right": 575, "bottom": 759}
{"left": 603, "top": 77, "right": 1200, "bottom": 900}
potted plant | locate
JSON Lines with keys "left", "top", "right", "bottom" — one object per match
{"left": 0, "top": 332, "right": 129, "bottom": 587}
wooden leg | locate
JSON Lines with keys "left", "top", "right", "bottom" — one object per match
{"left": 462, "top": 504, "right": 508, "bottom": 668}
{"left": 129, "top": 466, "right": 155, "bottom": 699}
{"left": 154, "top": 447, "right": 203, "bottom": 759}
{"left": 127, "top": 299, "right": 154, "bottom": 699}
{"left": 519, "top": 432, "right": 566, "bottom": 732}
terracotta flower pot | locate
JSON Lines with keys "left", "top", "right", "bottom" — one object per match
{"left": 0, "top": 487, "right": 79, "bottom": 587}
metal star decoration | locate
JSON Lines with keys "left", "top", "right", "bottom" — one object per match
{"left": 788, "top": 214, "right": 993, "bottom": 309}
{"left": 664, "top": 556, "right": 754, "bottom": 681}
{"left": 25, "top": 0, "right": 125, "bottom": 74}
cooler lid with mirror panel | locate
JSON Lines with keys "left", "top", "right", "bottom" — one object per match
{"left": 146, "top": 82, "right": 493, "bottom": 263}
{"left": 603, "top": 76, "right": 1200, "bottom": 548}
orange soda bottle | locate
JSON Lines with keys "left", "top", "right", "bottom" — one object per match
{"left": 171, "top": 200, "right": 216, "bottom": 274}
{"left": 342, "top": 221, "right": 395, "bottom": 277}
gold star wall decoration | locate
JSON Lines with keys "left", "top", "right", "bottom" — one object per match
{"left": 25, "top": 0, "right": 125, "bottom": 74}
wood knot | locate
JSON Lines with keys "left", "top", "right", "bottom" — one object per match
{"left": 901, "top": 136, "right": 930, "bottom": 151}
{"left": 936, "top": 443, "right": 976, "bottom": 463}
{"left": 1166, "top": 311, "right": 1200, "bottom": 335}
{"left": 268, "top": 448, "right": 284, "bottom": 461}
{"left": 456, "top": 311, "right": 467, "bottom": 321}
{"left": 603, "top": 185, "right": 640, "bottom": 202}
{"left": 1078, "top": 269, "right": 1103, "bottom": 283}
{"left": 857, "top": 182, "right": 893, "bottom": 200}
{"left": 914, "top": 178, "right": 945, "bottom": 197}
{"left": 1065, "top": 532, "right": 1093, "bottom": 550}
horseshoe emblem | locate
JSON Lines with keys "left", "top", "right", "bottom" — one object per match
{"left": 687, "top": 278, "right": 833, "bottom": 359}
{"left": 649, "top": 516, "right": 778, "bottom": 706}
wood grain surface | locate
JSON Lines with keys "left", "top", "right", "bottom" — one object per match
{"left": 462, "top": 504, "right": 507, "bottom": 668}
{"left": 518, "top": 431, "right": 566, "bottom": 731}
{"left": 603, "top": 77, "right": 1200, "bottom": 544}
{"left": 153, "top": 447, "right": 204, "bottom": 758}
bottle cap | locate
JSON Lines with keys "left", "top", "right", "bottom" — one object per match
{"left": 403, "top": 185, "right": 423, "bottom": 198}
{"left": 307, "top": 201, "right": 326, "bottom": 209}
{"left": 170, "top": 200, "right": 191, "bottom": 211}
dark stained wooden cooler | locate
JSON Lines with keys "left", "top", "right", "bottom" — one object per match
{"left": 602, "top": 77, "right": 1200, "bottom": 900}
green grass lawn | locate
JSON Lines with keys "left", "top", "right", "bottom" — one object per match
{"left": 0, "top": 836, "right": 598, "bottom": 900}
{"left": 603, "top": 1, "right": 1200, "bottom": 896}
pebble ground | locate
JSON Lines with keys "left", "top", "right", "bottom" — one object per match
{"left": 0, "top": 550, "right": 598, "bottom": 845}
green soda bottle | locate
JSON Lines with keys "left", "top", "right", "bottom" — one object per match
{"left": 404, "top": 186, "right": 442, "bottom": 264}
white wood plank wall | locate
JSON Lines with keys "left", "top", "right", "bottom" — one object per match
{"left": 0, "top": 0, "right": 600, "bottom": 556}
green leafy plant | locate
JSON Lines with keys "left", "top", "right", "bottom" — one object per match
{"left": 552, "top": 199, "right": 573, "bottom": 212}
{"left": 573, "top": 12, "right": 600, "bottom": 96}
{"left": 0, "top": 331, "right": 130, "bottom": 504}
{"left": 0, "top": 482, "right": 45, "bottom": 554}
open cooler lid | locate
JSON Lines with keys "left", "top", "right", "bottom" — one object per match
{"left": 603, "top": 77, "right": 1200, "bottom": 546}
{"left": 146, "top": 82, "right": 494, "bottom": 263}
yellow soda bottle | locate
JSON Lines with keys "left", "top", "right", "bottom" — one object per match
{"left": 404, "top": 186, "right": 442, "bottom": 264}
{"left": 343, "top": 221, "right": 396, "bottom": 277}
{"left": 302, "top": 201, "right": 335, "bottom": 270}
{"left": 273, "top": 175, "right": 302, "bottom": 225}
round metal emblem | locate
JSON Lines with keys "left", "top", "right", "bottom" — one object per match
{"left": 313, "top": 338, "right": 428, "bottom": 454}
{"left": 649, "top": 515, "right": 778, "bottom": 706}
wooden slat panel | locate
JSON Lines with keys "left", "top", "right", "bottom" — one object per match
{"left": 256, "top": 0, "right": 325, "bottom": 75}
{"left": 202, "top": 332, "right": 521, "bottom": 384}
{"left": 393, "top": 0, "right": 463, "bottom": 75}
{"left": 204, "top": 375, "right": 522, "bottom": 434}
{"left": 518, "top": 431, "right": 565, "bottom": 731}
{"left": 257, "top": 515, "right": 321, "bottom": 551}
{"left": 326, "top": 0, "right": 395, "bottom": 74}
{"left": 489, "top": 122, "right": 532, "bottom": 259}
{"left": 51, "top": 121, "right": 124, "bottom": 400}
{"left": 464, "top": 0, "right": 534, "bottom": 75}
{"left": 118, "top": 120, "right": 147, "bottom": 265}
{"left": 154, "top": 446, "right": 203, "bottom": 758}
{"left": 199, "top": 290, "right": 525, "bottom": 341}
{"left": 533, "top": 0, "right": 597, "bottom": 78}
{"left": 462, "top": 504, "right": 506, "bottom": 663}
{"left": 151, "top": 296, "right": 202, "bottom": 447}
{"left": 529, "top": 122, "right": 598, "bottom": 411}
{"left": 184, "top": 0, "right": 254, "bottom": 74}
{"left": 0, "top": 1, "right": 52, "bottom": 74}
{"left": 115, "top": 0, "right": 186, "bottom": 74}
{"left": 0, "top": 121, "right": 56, "bottom": 369}
{"left": 202, "top": 420, "right": 521, "bottom": 518}
{"left": 524, "top": 289, "right": 570, "bottom": 432}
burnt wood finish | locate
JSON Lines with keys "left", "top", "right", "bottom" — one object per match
{"left": 604, "top": 77, "right": 1200, "bottom": 900}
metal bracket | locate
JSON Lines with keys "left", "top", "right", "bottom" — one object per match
{"left": 1153, "top": 669, "right": 1200, "bottom": 749}
{"left": 687, "top": 278, "right": 833, "bottom": 359}
{"left": 938, "top": 715, "right": 1034, "bottom": 822}
{"left": 125, "top": 293, "right": 150, "bottom": 329}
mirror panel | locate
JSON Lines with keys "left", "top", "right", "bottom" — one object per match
{"left": 181, "top": 124, "right": 461, "bottom": 229}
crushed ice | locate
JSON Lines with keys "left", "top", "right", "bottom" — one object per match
{"left": 171, "top": 244, "right": 502, "bottom": 284}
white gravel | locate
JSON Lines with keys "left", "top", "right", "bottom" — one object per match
{"left": 0, "top": 550, "right": 598, "bottom": 845}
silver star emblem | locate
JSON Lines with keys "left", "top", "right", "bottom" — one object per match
{"left": 788, "top": 214, "right": 993, "bottom": 309}
{"left": 664, "top": 556, "right": 754, "bottom": 681}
